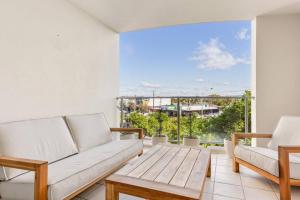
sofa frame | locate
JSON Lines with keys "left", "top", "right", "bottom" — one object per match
{"left": 232, "top": 133, "right": 300, "bottom": 200}
{"left": 0, "top": 127, "right": 144, "bottom": 200}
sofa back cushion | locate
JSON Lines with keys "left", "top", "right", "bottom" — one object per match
{"left": 0, "top": 117, "right": 78, "bottom": 180}
{"left": 268, "top": 116, "right": 300, "bottom": 151}
{"left": 65, "top": 113, "right": 112, "bottom": 152}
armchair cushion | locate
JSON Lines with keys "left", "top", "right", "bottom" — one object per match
{"left": 268, "top": 116, "right": 300, "bottom": 151}
{"left": 65, "top": 113, "right": 112, "bottom": 152}
{"left": 235, "top": 145, "right": 300, "bottom": 179}
{"left": 0, "top": 139, "right": 143, "bottom": 200}
{"left": 0, "top": 117, "right": 78, "bottom": 180}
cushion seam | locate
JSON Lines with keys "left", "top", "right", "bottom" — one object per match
{"left": 237, "top": 145, "right": 300, "bottom": 163}
{"left": 48, "top": 140, "right": 142, "bottom": 186}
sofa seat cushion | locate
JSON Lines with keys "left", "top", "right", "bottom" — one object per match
{"left": 234, "top": 145, "right": 300, "bottom": 179}
{"left": 0, "top": 117, "right": 78, "bottom": 180}
{"left": 65, "top": 113, "right": 113, "bottom": 152}
{"left": 0, "top": 139, "right": 143, "bottom": 200}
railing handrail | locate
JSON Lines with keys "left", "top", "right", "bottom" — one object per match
{"left": 117, "top": 95, "right": 247, "bottom": 99}
{"left": 117, "top": 95, "right": 252, "bottom": 144}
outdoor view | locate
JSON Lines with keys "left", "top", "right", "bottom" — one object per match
{"left": 119, "top": 21, "right": 252, "bottom": 146}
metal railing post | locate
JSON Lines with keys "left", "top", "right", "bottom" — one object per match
{"left": 120, "top": 98, "right": 124, "bottom": 128}
{"left": 177, "top": 98, "right": 180, "bottom": 144}
{"left": 244, "top": 96, "right": 249, "bottom": 133}
{"left": 201, "top": 98, "right": 204, "bottom": 117}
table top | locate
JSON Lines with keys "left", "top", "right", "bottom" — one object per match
{"left": 106, "top": 144, "right": 211, "bottom": 200}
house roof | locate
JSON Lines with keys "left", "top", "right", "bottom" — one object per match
{"left": 68, "top": 0, "right": 300, "bottom": 32}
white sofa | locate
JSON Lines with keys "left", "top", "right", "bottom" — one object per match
{"left": 0, "top": 113, "right": 143, "bottom": 200}
{"left": 232, "top": 116, "right": 300, "bottom": 200}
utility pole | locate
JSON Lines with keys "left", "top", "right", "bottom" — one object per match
{"left": 152, "top": 90, "right": 155, "bottom": 110}
{"left": 177, "top": 97, "right": 181, "bottom": 144}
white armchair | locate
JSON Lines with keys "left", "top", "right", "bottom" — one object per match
{"left": 232, "top": 116, "right": 300, "bottom": 200}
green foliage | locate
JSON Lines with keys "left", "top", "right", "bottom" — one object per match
{"left": 127, "top": 111, "right": 169, "bottom": 137}
{"left": 127, "top": 112, "right": 148, "bottom": 131}
{"left": 125, "top": 91, "right": 251, "bottom": 143}
{"left": 147, "top": 113, "right": 159, "bottom": 135}
{"left": 180, "top": 113, "right": 200, "bottom": 138}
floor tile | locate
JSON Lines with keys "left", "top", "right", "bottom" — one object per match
{"left": 120, "top": 194, "right": 143, "bottom": 200}
{"left": 272, "top": 183, "right": 300, "bottom": 200}
{"left": 204, "top": 178, "right": 215, "bottom": 193}
{"left": 244, "top": 187, "right": 277, "bottom": 200}
{"left": 270, "top": 182, "right": 278, "bottom": 189}
{"left": 241, "top": 176, "right": 272, "bottom": 191}
{"left": 215, "top": 172, "right": 242, "bottom": 185}
{"left": 217, "top": 154, "right": 232, "bottom": 160}
{"left": 214, "top": 182, "right": 244, "bottom": 199}
{"left": 201, "top": 193, "right": 213, "bottom": 200}
{"left": 291, "top": 187, "right": 300, "bottom": 200}
{"left": 211, "top": 158, "right": 217, "bottom": 163}
{"left": 78, "top": 183, "right": 105, "bottom": 200}
{"left": 211, "top": 165, "right": 217, "bottom": 174}
{"left": 217, "top": 159, "right": 233, "bottom": 166}
{"left": 213, "top": 195, "right": 241, "bottom": 200}
{"left": 239, "top": 166, "right": 261, "bottom": 178}
{"left": 209, "top": 165, "right": 217, "bottom": 181}
{"left": 74, "top": 153, "right": 300, "bottom": 200}
{"left": 78, "top": 183, "right": 144, "bottom": 200}
{"left": 216, "top": 165, "right": 236, "bottom": 175}
{"left": 212, "top": 158, "right": 217, "bottom": 165}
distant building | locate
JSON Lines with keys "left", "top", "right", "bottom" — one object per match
{"left": 152, "top": 102, "right": 220, "bottom": 117}
{"left": 147, "top": 98, "right": 171, "bottom": 107}
{"left": 181, "top": 104, "right": 219, "bottom": 116}
{"left": 122, "top": 97, "right": 219, "bottom": 117}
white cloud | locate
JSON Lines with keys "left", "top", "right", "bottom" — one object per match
{"left": 236, "top": 28, "right": 250, "bottom": 40}
{"left": 191, "top": 38, "right": 249, "bottom": 70}
{"left": 141, "top": 81, "right": 161, "bottom": 88}
{"left": 120, "top": 84, "right": 248, "bottom": 96}
{"left": 195, "top": 78, "right": 205, "bottom": 82}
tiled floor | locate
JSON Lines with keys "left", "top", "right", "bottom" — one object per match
{"left": 75, "top": 153, "right": 300, "bottom": 200}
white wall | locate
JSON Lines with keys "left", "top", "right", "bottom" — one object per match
{"left": 252, "top": 14, "right": 300, "bottom": 145}
{"left": 0, "top": 0, "right": 119, "bottom": 125}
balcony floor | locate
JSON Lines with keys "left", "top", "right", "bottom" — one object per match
{"left": 74, "top": 152, "right": 300, "bottom": 200}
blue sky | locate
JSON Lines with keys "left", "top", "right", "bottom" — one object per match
{"left": 120, "top": 21, "right": 251, "bottom": 96}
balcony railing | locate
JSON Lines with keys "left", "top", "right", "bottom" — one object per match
{"left": 117, "top": 94, "right": 251, "bottom": 145}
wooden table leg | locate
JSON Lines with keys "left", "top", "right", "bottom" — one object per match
{"left": 106, "top": 182, "right": 119, "bottom": 200}
{"left": 207, "top": 155, "right": 211, "bottom": 177}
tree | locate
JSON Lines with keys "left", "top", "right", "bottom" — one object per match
{"left": 127, "top": 101, "right": 137, "bottom": 112}
{"left": 127, "top": 112, "right": 148, "bottom": 132}
{"left": 138, "top": 101, "right": 149, "bottom": 113}
{"left": 180, "top": 113, "right": 199, "bottom": 138}
{"left": 205, "top": 91, "right": 251, "bottom": 139}
{"left": 124, "top": 90, "right": 251, "bottom": 144}
{"left": 147, "top": 113, "right": 159, "bottom": 136}
{"left": 163, "top": 117, "right": 178, "bottom": 142}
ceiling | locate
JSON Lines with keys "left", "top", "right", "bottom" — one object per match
{"left": 68, "top": 0, "right": 300, "bottom": 32}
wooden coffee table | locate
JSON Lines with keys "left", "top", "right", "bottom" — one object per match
{"left": 105, "top": 144, "right": 211, "bottom": 200}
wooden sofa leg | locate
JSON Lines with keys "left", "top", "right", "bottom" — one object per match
{"left": 279, "top": 181, "right": 291, "bottom": 200}
{"left": 278, "top": 147, "right": 291, "bottom": 200}
{"left": 138, "top": 150, "right": 143, "bottom": 157}
{"left": 34, "top": 163, "right": 48, "bottom": 200}
{"left": 232, "top": 157, "right": 239, "bottom": 173}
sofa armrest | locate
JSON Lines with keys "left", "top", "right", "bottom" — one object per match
{"left": 278, "top": 146, "right": 300, "bottom": 200}
{"left": 0, "top": 156, "right": 48, "bottom": 200}
{"left": 110, "top": 128, "right": 144, "bottom": 139}
{"left": 232, "top": 132, "right": 273, "bottom": 146}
